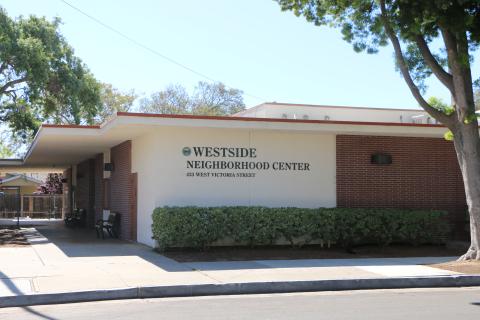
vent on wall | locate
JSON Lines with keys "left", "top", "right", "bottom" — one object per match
{"left": 371, "top": 153, "right": 392, "bottom": 165}
{"left": 411, "top": 114, "right": 424, "bottom": 124}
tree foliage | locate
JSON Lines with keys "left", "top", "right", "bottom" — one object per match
{"left": 37, "top": 173, "right": 63, "bottom": 194}
{"left": 140, "top": 81, "right": 246, "bottom": 116}
{"left": 0, "top": 142, "right": 13, "bottom": 158}
{"left": 140, "top": 84, "right": 190, "bottom": 115}
{"left": 95, "top": 83, "right": 137, "bottom": 123}
{"left": 275, "top": 0, "right": 480, "bottom": 260}
{"left": 275, "top": 0, "right": 478, "bottom": 120}
{"left": 0, "top": 7, "right": 102, "bottom": 138}
{"left": 191, "top": 81, "right": 246, "bottom": 115}
{"left": 0, "top": 129, "right": 14, "bottom": 158}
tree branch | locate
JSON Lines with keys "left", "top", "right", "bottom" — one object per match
{"left": 3, "top": 89, "right": 16, "bottom": 95}
{"left": 441, "top": 28, "right": 458, "bottom": 68}
{"left": 414, "top": 35, "right": 454, "bottom": 93}
{"left": 455, "top": 30, "right": 474, "bottom": 105}
{"left": 0, "top": 61, "right": 8, "bottom": 75}
{"left": 441, "top": 28, "right": 475, "bottom": 120}
{"left": 379, "top": 0, "right": 453, "bottom": 126}
{"left": 0, "top": 77, "right": 27, "bottom": 95}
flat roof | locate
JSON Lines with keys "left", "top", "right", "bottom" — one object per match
{"left": 113, "top": 111, "right": 441, "bottom": 127}
{"left": 0, "top": 110, "right": 453, "bottom": 170}
{"left": 233, "top": 102, "right": 426, "bottom": 116}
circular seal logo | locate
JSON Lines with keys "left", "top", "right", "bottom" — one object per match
{"left": 182, "top": 147, "right": 191, "bottom": 156}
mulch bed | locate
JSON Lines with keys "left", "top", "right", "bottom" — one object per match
{"left": 0, "top": 227, "right": 30, "bottom": 246}
{"left": 429, "top": 261, "right": 480, "bottom": 274}
{"left": 162, "top": 244, "right": 465, "bottom": 262}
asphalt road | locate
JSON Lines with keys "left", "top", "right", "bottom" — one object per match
{"left": 1, "top": 287, "right": 480, "bottom": 320}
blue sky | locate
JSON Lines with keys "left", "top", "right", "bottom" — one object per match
{"left": 2, "top": 0, "right": 479, "bottom": 110}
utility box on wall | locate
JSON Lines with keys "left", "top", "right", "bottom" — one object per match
{"left": 371, "top": 153, "right": 392, "bottom": 165}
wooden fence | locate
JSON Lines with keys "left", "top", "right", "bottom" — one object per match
{"left": 0, "top": 193, "right": 63, "bottom": 219}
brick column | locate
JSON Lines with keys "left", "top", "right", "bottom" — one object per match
{"left": 76, "top": 159, "right": 95, "bottom": 227}
{"left": 94, "top": 153, "right": 104, "bottom": 222}
{"left": 110, "top": 140, "right": 136, "bottom": 240}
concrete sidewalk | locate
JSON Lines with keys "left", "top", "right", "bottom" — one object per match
{"left": 0, "top": 222, "right": 477, "bottom": 307}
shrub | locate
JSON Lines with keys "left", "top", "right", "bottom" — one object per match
{"left": 151, "top": 206, "right": 450, "bottom": 250}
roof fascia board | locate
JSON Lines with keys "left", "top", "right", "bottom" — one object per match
{"left": 115, "top": 112, "right": 446, "bottom": 128}
{"left": 115, "top": 114, "right": 447, "bottom": 138}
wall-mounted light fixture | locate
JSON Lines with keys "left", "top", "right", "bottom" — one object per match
{"left": 104, "top": 163, "right": 114, "bottom": 172}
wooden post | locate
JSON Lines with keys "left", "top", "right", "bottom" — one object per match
{"left": 29, "top": 196, "right": 33, "bottom": 216}
{"left": 20, "top": 194, "right": 24, "bottom": 218}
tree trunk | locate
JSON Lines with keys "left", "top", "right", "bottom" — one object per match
{"left": 452, "top": 122, "right": 480, "bottom": 260}
{"left": 378, "top": 1, "right": 479, "bottom": 259}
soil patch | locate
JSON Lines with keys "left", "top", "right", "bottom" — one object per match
{"left": 162, "top": 244, "right": 464, "bottom": 262}
{"left": 429, "top": 261, "right": 480, "bottom": 274}
{"left": 0, "top": 227, "right": 30, "bottom": 246}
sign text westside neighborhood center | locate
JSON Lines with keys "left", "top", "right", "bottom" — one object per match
{"left": 183, "top": 146, "right": 311, "bottom": 178}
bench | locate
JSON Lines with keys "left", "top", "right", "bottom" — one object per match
{"left": 95, "top": 212, "right": 120, "bottom": 239}
{"left": 64, "top": 208, "right": 86, "bottom": 228}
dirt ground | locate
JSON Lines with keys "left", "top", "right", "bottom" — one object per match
{"left": 163, "top": 244, "right": 465, "bottom": 262}
{"left": 429, "top": 260, "right": 480, "bottom": 274}
{"left": 0, "top": 227, "right": 30, "bottom": 246}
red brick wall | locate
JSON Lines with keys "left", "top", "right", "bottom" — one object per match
{"left": 62, "top": 168, "right": 72, "bottom": 218}
{"left": 76, "top": 159, "right": 95, "bottom": 227}
{"left": 110, "top": 141, "right": 136, "bottom": 240}
{"left": 94, "top": 154, "right": 104, "bottom": 223}
{"left": 130, "top": 172, "right": 138, "bottom": 241}
{"left": 336, "top": 135, "right": 467, "bottom": 238}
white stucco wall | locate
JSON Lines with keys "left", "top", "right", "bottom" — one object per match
{"left": 132, "top": 127, "right": 336, "bottom": 247}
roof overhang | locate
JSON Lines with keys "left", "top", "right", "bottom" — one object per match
{"left": 0, "top": 174, "right": 43, "bottom": 186}
{"left": 0, "top": 112, "right": 455, "bottom": 171}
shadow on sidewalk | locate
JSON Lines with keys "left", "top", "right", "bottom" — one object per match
{"left": 25, "top": 221, "right": 456, "bottom": 273}
{"left": 29, "top": 221, "right": 192, "bottom": 272}
{"left": 182, "top": 256, "right": 456, "bottom": 271}
{"left": 0, "top": 271, "right": 58, "bottom": 319}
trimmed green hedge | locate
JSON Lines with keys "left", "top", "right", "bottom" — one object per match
{"left": 152, "top": 207, "right": 450, "bottom": 250}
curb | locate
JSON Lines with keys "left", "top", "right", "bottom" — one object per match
{"left": 2, "top": 275, "right": 480, "bottom": 308}
{"left": 0, "top": 287, "right": 139, "bottom": 308}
